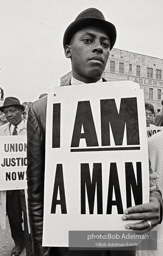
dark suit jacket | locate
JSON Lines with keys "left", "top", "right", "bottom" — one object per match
{"left": 154, "top": 109, "right": 163, "bottom": 126}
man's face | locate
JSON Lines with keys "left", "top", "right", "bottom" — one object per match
{"left": 65, "top": 26, "right": 110, "bottom": 83}
{"left": 145, "top": 109, "right": 155, "bottom": 127}
{"left": 3, "top": 106, "right": 23, "bottom": 126}
{"left": 0, "top": 111, "right": 7, "bottom": 123}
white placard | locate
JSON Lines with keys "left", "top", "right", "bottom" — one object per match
{"left": 43, "top": 81, "right": 149, "bottom": 247}
{"left": 0, "top": 135, "right": 27, "bottom": 190}
{"left": 147, "top": 125, "right": 163, "bottom": 137}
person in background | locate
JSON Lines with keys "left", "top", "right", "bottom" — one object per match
{"left": 0, "top": 97, "right": 32, "bottom": 256}
{"left": 154, "top": 100, "right": 163, "bottom": 126}
{"left": 27, "top": 8, "right": 163, "bottom": 256}
{"left": 145, "top": 102, "right": 156, "bottom": 127}
{"left": 0, "top": 110, "right": 8, "bottom": 233}
{"left": 140, "top": 130, "right": 163, "bottom": 256}
{"left": 0, "top": 87, "right": 4, "bottom": 100}
{"left": 22, "top": 102, "right": 32, "bottom": 121}
{"left": 0, "top": 110, "right": 8, "bottom": 126}
{"left": 144, "top": 102, "right": 159, "bottom": 193}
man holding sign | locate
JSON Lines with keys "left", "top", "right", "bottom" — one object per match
{"left": 27, "top": 8, "right": 162, "bottom": 256}
{"left": 0, "top": 97, "right": 32, "bottom": 256}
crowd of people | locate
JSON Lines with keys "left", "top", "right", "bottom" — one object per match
{"left": 0, "top": 7, "right": 163, "bottom": 256}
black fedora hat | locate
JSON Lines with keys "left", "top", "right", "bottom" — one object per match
{"left": 63, "top": 8, "right": 117, "bottom": 50}
{"left": 0, "top": 97, "right": 25, "bottom": 112}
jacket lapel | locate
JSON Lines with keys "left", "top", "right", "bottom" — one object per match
{"left": 3, "top": 123, "right": 10, "bottom": 135}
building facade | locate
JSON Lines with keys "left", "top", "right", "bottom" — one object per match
{"left": 105, "top": 48, "right": 163, "bottom": 111}
{"left": 61, "top": 48, "right": 163, "bottom": 111}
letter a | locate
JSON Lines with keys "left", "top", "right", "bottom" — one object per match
{"left": 51, "top": 164, "right": 67, "bottom": 214}
{"left": 107, "top": 163, "right": 123, "bottom": 214}
{"left": 71, "top": 101, "right": 98, "bottom": 147}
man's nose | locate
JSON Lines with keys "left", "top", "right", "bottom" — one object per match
{"left": 6, "top": 112, "right": 12, "bottom": 118}
{"left": 93, "top": 41, "right": 103, "bottom": 54}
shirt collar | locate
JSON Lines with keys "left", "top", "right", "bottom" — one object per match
{"left": 71, "top": 76, "right": 103, "bottom": 85}
{"left": 10, "top": 120, "right": 25, "bottom": 135}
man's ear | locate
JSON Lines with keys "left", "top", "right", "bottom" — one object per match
{"left": 64, "top": 45, "right": 72, "bottom": 58}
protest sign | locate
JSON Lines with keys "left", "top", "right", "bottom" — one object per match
{"left": 147, "top": 125, "right": 163, "bottom": 137}
{"left": 0, "top": 135, "right": 27, "bottom": 190}
{"left": 43, "top": 81, "right": 149, "bottom": 247}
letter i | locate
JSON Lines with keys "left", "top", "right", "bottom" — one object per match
{"left": 52, "top": 103, "right": 61, "bottom": 148}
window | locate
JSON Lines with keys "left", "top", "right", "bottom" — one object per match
{"left": 156, "top": 69, "right": 162, "bottom": 79}
{"left": 157, "top": 89, "right": 161, "bottom": 100}
{"left": 129, "top": 64, "right": 132, "bottom": 72}
{"left": 147, "top": 67, "right": 153, "bottom": 78}
{"left": 110, "top": 61, "right": 115, "bottom": 72}
{"left": 149, "top": 88, "right": 153, "bottom": 100}
{"left": 136, "top": 65, "right": 141, "bottom": 76}
{"left": 119, "top": 62, "right": 124, "bottom": 74}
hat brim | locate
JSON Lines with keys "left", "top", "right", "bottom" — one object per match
{"left": 0, "top": 104, "right": 25, "bottom": 112}
{"left": 63, "top": 18, "right": 117, "bottom": 50}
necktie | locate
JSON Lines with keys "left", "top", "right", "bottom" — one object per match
{"left": 12, "top": 125, "right": 18, "bottom": 135}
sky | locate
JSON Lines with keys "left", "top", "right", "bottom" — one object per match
{"left": 0, "top": 0, "right": 163, "bottom": 103}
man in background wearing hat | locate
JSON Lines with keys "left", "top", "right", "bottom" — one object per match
{"left": 27, "top": 8, "right": 162, "bottom": 256}
{"left": 0, "top": 97, "right": 32, "bottom": 256}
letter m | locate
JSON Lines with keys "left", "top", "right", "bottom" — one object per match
{"left": 101, "top": 98, "right": 140, "bottom": 146}
{"left": 81, "top": 163, "right": 103, "bottom": 214}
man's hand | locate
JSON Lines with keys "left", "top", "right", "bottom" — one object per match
{"left": 150, "top": 172, "right": 159, "bottom": 192}
{"left": 122, "top": 197, "right": 161, "bottom": 233}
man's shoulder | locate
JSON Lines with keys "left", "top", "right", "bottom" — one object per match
{"left": 19, "top": 119, "right": 27, "bottom": 132}
{"left": 28, "top": 96, "right": 47, "bottom": 133}
{"left": 31, "top": 96, "right": 47, "bottom": 119}
{"left": 0, "top": 122, "right": 9, "bottom": 134}
{"left": 156, "top": 110, "right": 163, "bottom": 118}
{"left": 32, "top": 95, "right": 47, "bottom": 110}
{"left": 148, "top": 130, "right": 163, "bottom": 149}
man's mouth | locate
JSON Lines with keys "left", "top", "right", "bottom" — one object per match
{"left": 8, "top": 118, "right": 15, "bottom": 123}
{"left": 89, "top": 56, "right": 104, "bottom": 64}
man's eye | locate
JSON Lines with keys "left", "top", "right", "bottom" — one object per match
{"left": 83, "top": 38, "right": 92, "bottom": 44}
{"left": 102, "top": 42, "right": 110, "bottom": 49}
